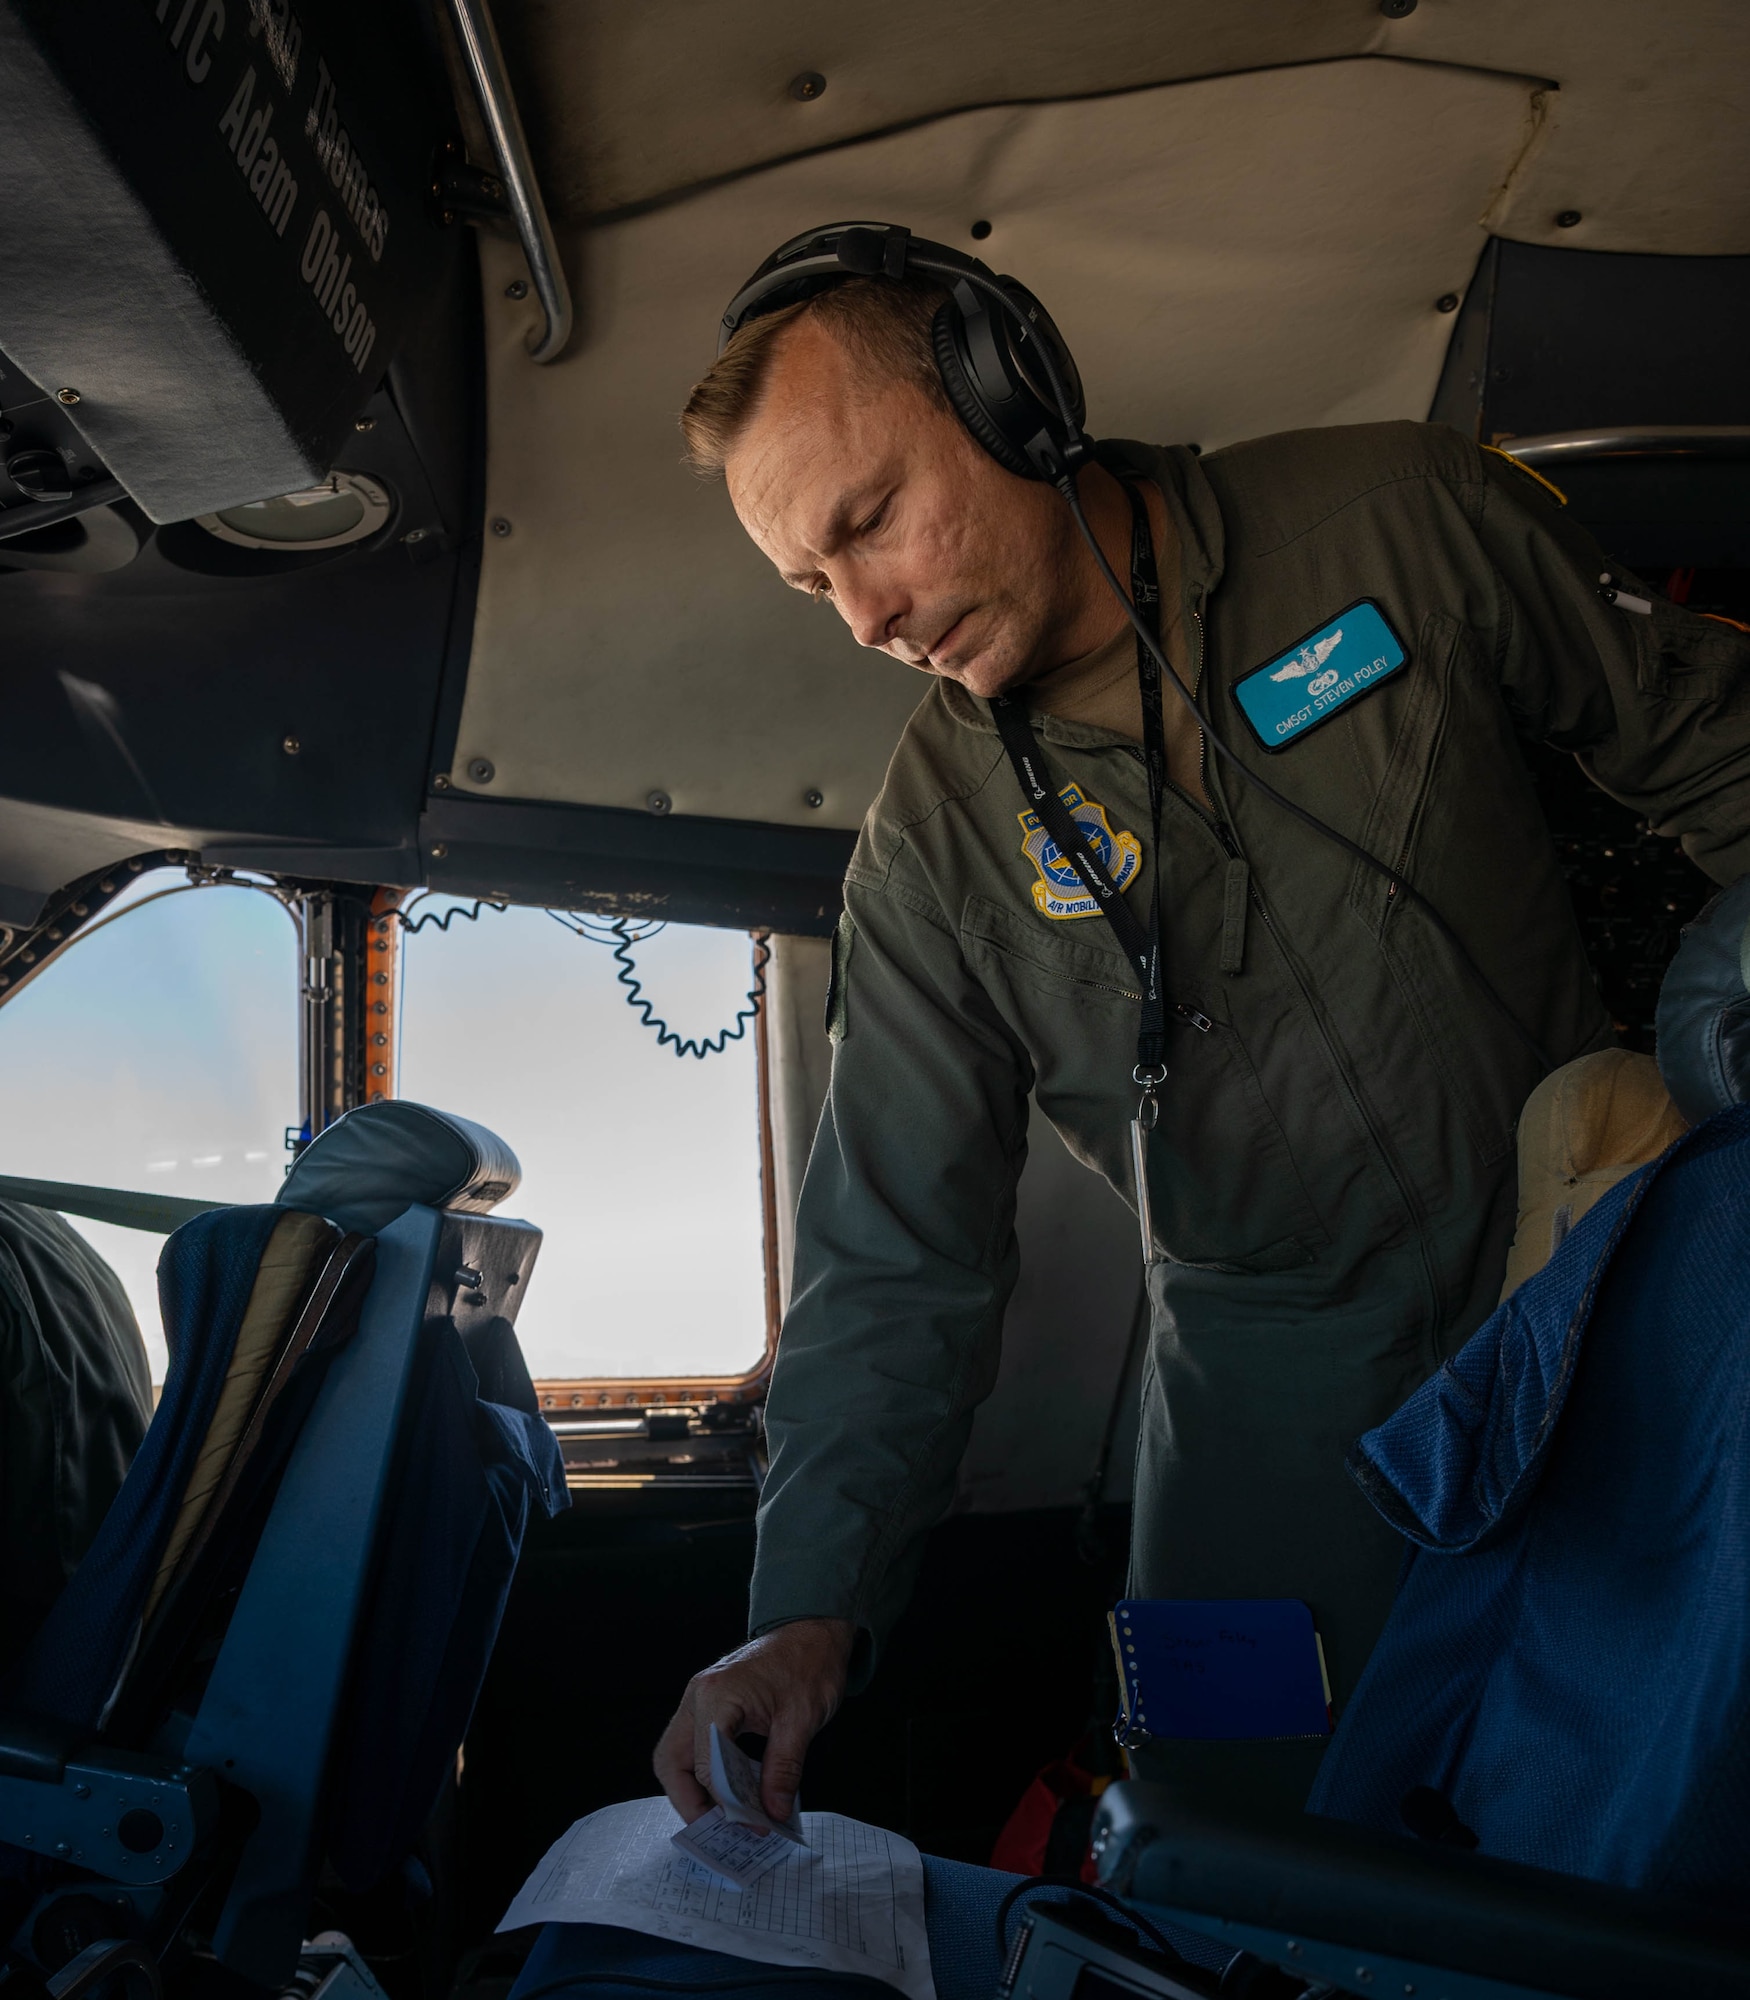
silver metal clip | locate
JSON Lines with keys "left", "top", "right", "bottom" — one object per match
{"left": 1130, "top": 1064, "right": 1165, "bottom": 1265}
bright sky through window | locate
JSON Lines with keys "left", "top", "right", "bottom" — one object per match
{"left": 0, "top": 872, "right": 297, "bottom": 1379}
{"left": 397, "top": 906, "right": 768, "bottom": 1380}
{"left": 0, "top": 877, "right": 768, "bottom": 1386}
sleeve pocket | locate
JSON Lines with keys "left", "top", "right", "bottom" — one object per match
{"left": 1636, "top": 597, "right": 1750, "bottom": 705}
{"left": 825, "top": 909, "right": 854, "bottom": 1043}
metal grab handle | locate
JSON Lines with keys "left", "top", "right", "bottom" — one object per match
{"left": 1503, "top": 425, "right": 1750, "bottom": 463}
{"left": 441, "top": 0, "right": 573, "bottom": 364}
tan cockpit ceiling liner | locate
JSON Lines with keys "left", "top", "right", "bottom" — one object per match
{"left": 500, "top": 0, "right": 1750, "bottom": 256}
{"left": 455, "top": 58, "right": 1542, "bottom": 830}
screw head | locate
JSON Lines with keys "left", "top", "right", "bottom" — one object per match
{"left": 432, "top": 772, "right": 451, "bottom": 790}
{"left": 804, "top": 788, "right": 824, "bottom": 808}
{"left": 505, "top": 278, "right": 529, "bottom": 300}
{"left": 1378, "top": 0, "right": 1416, "bottom": 13}
{"left": 404, "top": 526, "right": 429, "bottom": 544}
{"left": 466, "top": 756, "right": 496, "bottom": 784}
{"left": 354, "top": 415, "right": 376, "bottom": 432}
{"left": 789, "top": 70, "right": 826, "bottom": 100}
{"left": 429, "top": 842, "right": 448, "bottom": 860}
{"left": 55, "top": 386, "right": 81, "bottom": 405}
{"left": 490, "top": 516, "right": 512, "bottom": 537}
{"left": 1556, "top": 209, "right": 1582, "bottom": 228}
{"left": 1436, "top": 292, "right": 1460, "bottom": 312}
{"left": 647, "top": 790, "right": 672, "bottom": 816}
{"left": 282, "top": 735, "right": 301, "bottom": 756}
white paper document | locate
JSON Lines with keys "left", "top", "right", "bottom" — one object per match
{"left": 499, "top": 1796, "right": 935, "bottom": 2000}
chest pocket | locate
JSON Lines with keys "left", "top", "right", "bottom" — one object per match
{"left": 960, "top": 896, "right": 1328, "bottom": 1275}
{"left": 1343, "top": 612, "right": 1528, "bottom": 1168}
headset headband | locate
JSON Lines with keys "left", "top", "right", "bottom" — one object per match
{"left": 718, "top": 223, "right": 984, "bottom": 351}
{"left": 717, "top": 221, "right": 1090, "bottom": 482}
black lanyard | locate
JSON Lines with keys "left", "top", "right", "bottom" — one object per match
{"left": 991, "top": 481, "right": 1169, "bottom": 1084}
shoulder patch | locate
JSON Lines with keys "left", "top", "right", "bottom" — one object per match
{"left": 1017, "top": 784, "right": 1141, "bottom": 921}
{"left": 1232, "top": 599, "right": 1407, "bottom": 752}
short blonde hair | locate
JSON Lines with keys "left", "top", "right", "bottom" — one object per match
{"left": 680, "top": 276, "right": 951, "bottom": 477}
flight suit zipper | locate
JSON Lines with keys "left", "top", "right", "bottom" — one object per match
{"left": 1185, "top": 598, "right": 1444, "bottom": 1334}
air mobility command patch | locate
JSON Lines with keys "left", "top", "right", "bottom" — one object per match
{"left": 1018, "top": 784, "right": 1142, "bottom": 921}
{"left": 1233, "top": 599, "right": 1407, "bottom": 751}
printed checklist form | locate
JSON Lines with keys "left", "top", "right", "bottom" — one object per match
{"left": 499, "top": 1796, "right": 934, "bottom": 2000}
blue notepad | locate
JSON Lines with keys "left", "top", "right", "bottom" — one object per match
{"left": 1109, "top": 1599, "right": 1332, "bottom": 1743}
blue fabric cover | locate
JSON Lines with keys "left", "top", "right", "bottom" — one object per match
{"left": 328, "top": 1314, "right": 567, "bottom": 1890}
{"left": 279, "top": 1100, "right": 520, "bottom": 1235}
{"left": 506, "top": 1855, "right": 1234, "bottom": 2000}
{"left": 1309, "top": 1106, "right": 1750, "bottom": 1905}
{"left": 1656, "top": 875, "right": 1750, "bottom": 1123}
{"left": 2, "top": 1206, "right": 288, "bottom": 1729}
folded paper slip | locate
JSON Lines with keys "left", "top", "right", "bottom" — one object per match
{"left": 1110, "top": 1598, "right": 1332, "bottom": 1742}
{"left": 670, "top": 1806, "right": 801, "bottom": 1890}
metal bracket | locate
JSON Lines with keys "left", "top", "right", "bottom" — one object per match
{"left": 0, "top": 1745, "right": 216, "bottom": 1886}
{"left": 432, "top": 151, "right": 509, "bottom": 225}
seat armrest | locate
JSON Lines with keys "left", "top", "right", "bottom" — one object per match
{"left": 0, "top": 1715, "right": 80, "bottom": 1783}
{"left": 1091, "top": 1783, "right": 1750, "bottom": 2000}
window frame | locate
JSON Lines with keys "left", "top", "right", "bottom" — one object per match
{"left": 0, "top": 863, "right": 784, "bottom": 1409}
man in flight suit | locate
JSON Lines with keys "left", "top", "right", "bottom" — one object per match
{"left": 653, "top": 234, "right": 1750, "bottom": 1827}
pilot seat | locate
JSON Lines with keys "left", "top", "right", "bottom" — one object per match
{"left": 0, "top": 1100, "right": 567, "bottom": 2000}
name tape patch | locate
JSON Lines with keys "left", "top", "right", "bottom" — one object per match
{"left": 1233, "top": 600, "right": 1407, "bottom": 751}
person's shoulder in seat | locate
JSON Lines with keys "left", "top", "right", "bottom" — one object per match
{"left": 1199, "top": 418, "right": 1483, "bottom": 550}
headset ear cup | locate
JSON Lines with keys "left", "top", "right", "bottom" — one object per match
{"left": 932, "top": 303, "right": 1038, "bottom": 480}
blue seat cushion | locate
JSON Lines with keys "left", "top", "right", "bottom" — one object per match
{"left": 1311, "top": 1104, "right": 1750, "bottom": 1901}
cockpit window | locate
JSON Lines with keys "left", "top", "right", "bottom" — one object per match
{"left": 0, "top": 868, "right": 298, "bottom": 1381}
{"left": 397, "top": 904, "right": 771, "bottom": 1385}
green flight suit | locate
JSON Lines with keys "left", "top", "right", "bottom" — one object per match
{"left": 750, "top": 420, "right": 1750, "bottom": 1793}
{"left": 0, "top": 1200, "right": 150, "bottom": 1672}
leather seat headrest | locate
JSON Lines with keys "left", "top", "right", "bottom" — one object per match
{"left": 277, "top": 1101, "right": 520, "bottom": 1234}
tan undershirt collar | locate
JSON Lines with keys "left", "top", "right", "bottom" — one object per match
{"left": 1027, "top": 621, "right": 1144, "bottom": 741}
{"left": 1024, "top": 493, "right": 1207, "bottom": 805}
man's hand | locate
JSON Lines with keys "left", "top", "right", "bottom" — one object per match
{"left": 653, "top": 1617, "right": 854, "bottom": 1825}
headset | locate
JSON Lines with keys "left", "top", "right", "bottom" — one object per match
{"left": 718, "top": 222, "right": 1550, "bottom": 1071}
{"left": 720, "top": 222, "right": 1091, "bottom": 484}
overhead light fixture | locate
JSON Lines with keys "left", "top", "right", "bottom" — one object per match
{"left": 195, "top": 470, "right": 390, "bottom": 551}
